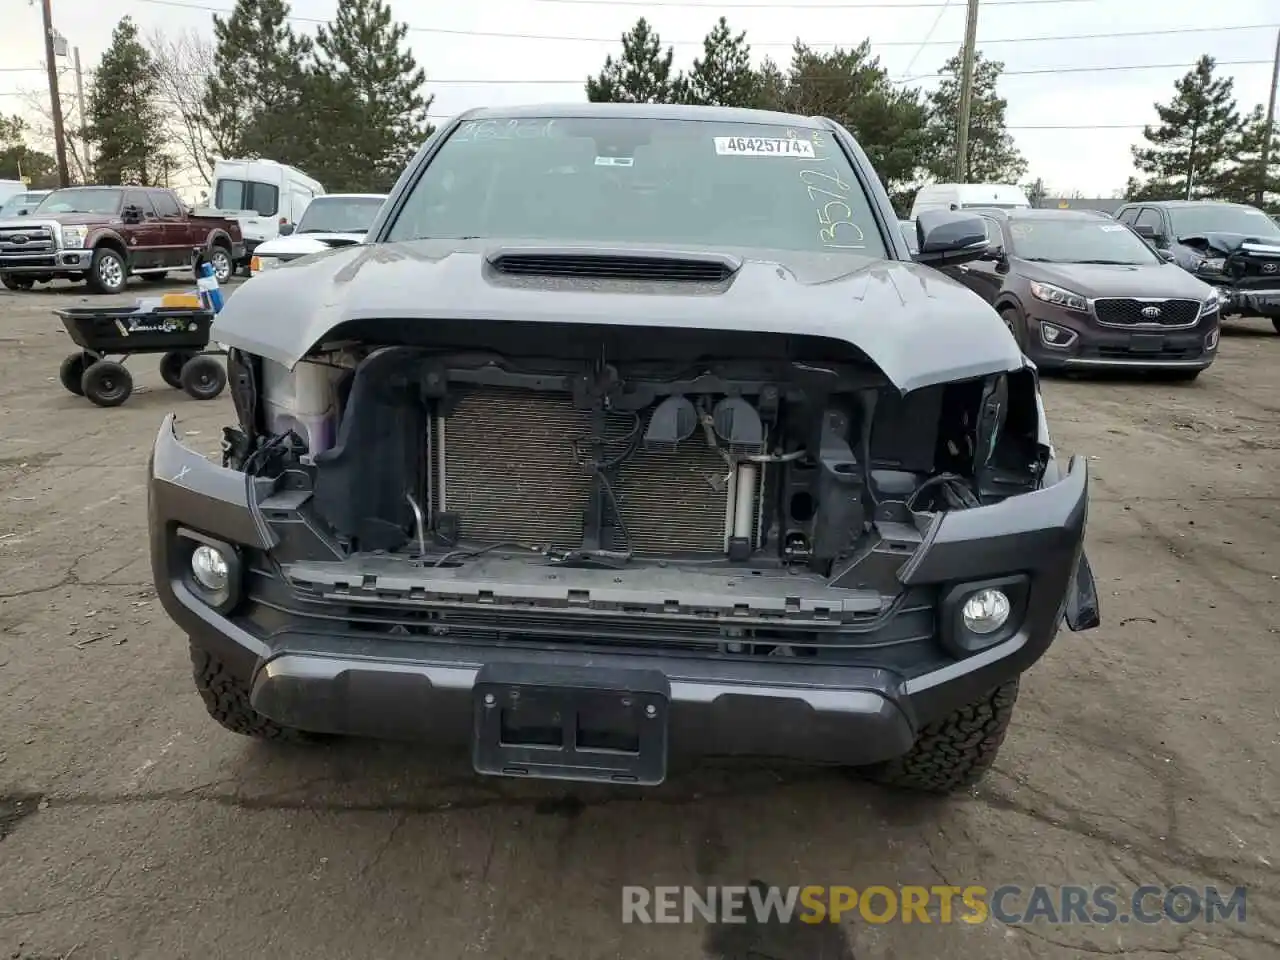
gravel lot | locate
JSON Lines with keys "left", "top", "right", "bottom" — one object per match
{"left": 0, "top": 279, "right": 1276, "bottom": 960}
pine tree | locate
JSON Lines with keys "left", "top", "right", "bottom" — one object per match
{"left": 775, "top": 42, "right": 935, "bottom": 190}
{"left": 202, "top": 0, "right": 315, "bottom": 167}
{"left": 0, "top": 115, "right": 56, "bottom": 187}
{"left": 1214, "top": 104, "right": 1280, "bottom": 209}
{"left": 586, "top": 19, "right": 681, "bottom": 103}
{"left": 86, "top": 17, "right": 170, "bottom": 185}
{"left": 1128, "top": 55, "right": 1241, "bottom": 201}
{"left": 925, "top": 52, "right": 1026, "bottom": 183}
{"left": 313, "top": 0, "right": 435, "bottom": 192}
{"left": 681, "top": 17, "right": 760, "bottom": 108}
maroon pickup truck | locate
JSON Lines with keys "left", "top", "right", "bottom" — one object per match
{"left": 0, "top": 185, "right": 244, "bottom": 295}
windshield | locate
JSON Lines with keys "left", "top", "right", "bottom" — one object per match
{"left": 296, "top": 196, "right": 385, "bottom": 235}
{"left": 1006, "top": 218, "right": 1160, "bottom": 265}
{"left": 0, "top": 193, "right": 46, "bottom": 217}
{"left": 1168, "top": 204, "right": 1280, "bottom": 239}
{"left": 385, "top": 116, "right": 887, "bottom": 256}
{"left": 34, "top": 188, "right": 122, "bottom": 215}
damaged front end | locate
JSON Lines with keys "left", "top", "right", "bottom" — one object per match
{"left": 1179, "top": 232, "right": 1280, "bottom": 318}
{"left": 150, "top": 312, "right": 1098, "bottom": 768}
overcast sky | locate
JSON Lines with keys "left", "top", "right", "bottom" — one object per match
{"left": 3, "top": 0, "right": 1277, "bottom": 196}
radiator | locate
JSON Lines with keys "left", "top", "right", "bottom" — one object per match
{"left": 431, "top": 386, "right": 738, "bottom": 555}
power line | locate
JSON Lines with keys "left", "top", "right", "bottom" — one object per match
{"left": 107, "top": 0, "right": 1274, "bottom": 50}
{"left": 903, "top": 0, "right": 955, "bottom": 76}
{"left": 128, "top": 0, "right": 1134, "bottom": 13}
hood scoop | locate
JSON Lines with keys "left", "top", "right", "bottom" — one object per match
{"left": 487, "top": 246, "right": 741, "bottom": 283}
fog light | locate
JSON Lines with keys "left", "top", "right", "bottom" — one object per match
{"left": 1040, "top": 322, "right": 1074, "bottom": 347}
{"left": 1205, "top": 327, "right": 1219, "bottom": 350}
{"left": 191, "top": 544, "right": 229, "bottom": 592}
{"left": 961, "top": 589, "right": 1011, "bottom": 635}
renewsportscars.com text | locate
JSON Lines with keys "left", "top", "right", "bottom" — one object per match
{"left": 621, "top": 884, "right": 1247, "bottom": 925}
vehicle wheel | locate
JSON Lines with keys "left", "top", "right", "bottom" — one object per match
{"left": 159, "top": 350, "right": 196, "bottom": 389}
{"left": 58, "top": 352, "right": 93, "bottom": 395}
{"left": 80, "top": 360, "right": 133, "bottom": 407}
{"left": 862, "top": 680, "right": 1019, "bottom": 794}
{"left": 999, "top": 307, "right": 1027, "bottom": 351}
{"left": 143, "top": 272, "right": 170, "bottom": 282}
{"left": 1272, "top": 317, "right": 1280, "bottom": 334}
{"left": 208, "top": 245, "right": 233, "bottom": 284}
{"left": 0, "top": 273, "right": 34, "bottom": 290}
{"left": 190, "top": 643, "right": 302, "bottom": 740}
{"left": 87, "top": 247, "right": 128, "bottom": 295}
{"left": 180, "top": 354, "right": 227, "bottom": 400}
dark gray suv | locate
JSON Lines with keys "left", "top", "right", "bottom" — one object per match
{"left": 948, "top": 208, "right": 1222, "bottom": 380}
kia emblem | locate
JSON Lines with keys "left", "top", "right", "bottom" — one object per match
{"left": 1262, "top": 262, "right": 1278, "bottom": 274}
{"left": 1141, "top": 305, "right": 1162, "bottom": 319}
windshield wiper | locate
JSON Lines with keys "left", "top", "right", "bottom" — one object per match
{"left": 1065, "top": 259, "right": 1141, "bottom": 265}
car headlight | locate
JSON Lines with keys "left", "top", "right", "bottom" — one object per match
{"left": 250, "top": 255, "right": 282, "bottom": 274}
{"left": 1196, "top": 256, "right": 1225, "bottom": 274}
{"left": 1029, "top": 280, "right": 1088, "bottom": 312}
{"left": 61, "top": 225, "right": 88, "bottom": 248}
{"left": 1199, "top": 287, "right": 1224, "bottom": 317}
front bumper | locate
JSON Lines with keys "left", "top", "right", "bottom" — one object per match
{"left": 1203, "top": 280, "right": 1280, "bottom": 318}
{"left": 1022, "top": 301, "right": 1218, "bottom": 371}
{"left": 149, "top": 414, "right": 1093, "bottom": 771}
{"left": 0, "top": 249, "right": 92, "bottom": 275}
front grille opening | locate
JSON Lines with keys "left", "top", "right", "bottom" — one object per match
{"left": 1093, "top": 298, "right": 1200, "bottom": 327}
{"left": 490, "top": 253, "right": 734, "bottom": 283}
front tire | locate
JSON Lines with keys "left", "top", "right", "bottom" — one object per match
{"left": 88, "top": 247, "right": 128, "bottom": 295}
{"left": 863, "top": 680, "right": 1019, "bottom": 794}
{"left": 0, "top": 273, "right": 34, "bottom": 290}
{"left": 999, "top": 306, "right": 1028, "bottom": 352}
{"left": 190, "top": 643, "right": 301, "bottom": 740}
{"left": 180, "top": 355, "right": 227, "bottom": 400}
{"left": 80, "top": 360, "right": 133, "bottom": 407}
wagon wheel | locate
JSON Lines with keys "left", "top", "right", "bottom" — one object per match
{"left": 80, "top": 360, "right": 134, "bottom": 407}
{"left": 180, "top": 355, "right": 227, "bottom": 401}
{"left": 58, "top": 352, "right": 94, "bottom": 396}
{"left": 160, "top": 350, "right": 197, "bottom": 390}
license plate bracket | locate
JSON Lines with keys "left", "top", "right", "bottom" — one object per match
{"left": 472, "top": 663, "right": 670, "bottom": 785}
{"left": 1128, "top": 333, "right": 1165, "bottom": 353}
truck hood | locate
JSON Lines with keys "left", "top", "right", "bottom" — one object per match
{"left": 0, "top": 212, "right": 113, "bottom": 228}
{"left": 1016, "top": 259, "right": 1213, "bottom": 299}
{"left": 253, "top": 232, "right": 366, "bottom": 259}
{"left": 211, "top": 238, "right": 1026, "bottom": 394}
{"left": 1178, "top": 231, "right": 1280, "bottom": 257}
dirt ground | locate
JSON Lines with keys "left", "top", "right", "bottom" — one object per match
{"left": 0, "top": 278, "right": 1276, "bottom": 960}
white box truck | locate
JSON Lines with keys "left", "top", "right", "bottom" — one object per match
{"left": 210, "top": 158, "right": 325, "bottom": 274}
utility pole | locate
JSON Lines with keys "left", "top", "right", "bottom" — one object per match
{"left": 1258, "top": 27, "right": 1280, "bottom": 207}
{"left": 40, "top": 0, "right": 70, "bottom": 187}
{"left": 74, "top": 45, "right": 90, "bottom": 178}
{"left": 954, "top": 0, "right": 981, "bottom": 183}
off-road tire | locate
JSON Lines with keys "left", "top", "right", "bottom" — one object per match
{"left": 865, "top": 679, "right": 1019, "bottom": 794}
{"left": 189, "top": 642, "right": 301, "bottom": 740}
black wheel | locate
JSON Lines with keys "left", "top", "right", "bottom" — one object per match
{"left": 58, "top": 352, "right": 93, "bottom": 395}
{"left": 143, "top": 272, "right": 170, "bottom": 282}
{"left": 999, "top": 307, "right": 1027, "bottom": 351}
{"left": 80, "top": 360, "right": 133, "bottom": 407}
{"left": 179, "top": 354, "right": 227, "bottom": 400}
{"left": 862, "top": 680, "right": 1019, "bottom": 794}
{"left": 190, "top": 642, "right": 302, "bottom": 740}
{"left": 87, "top": 247, "right": 128, "bottom": 295}
{"left": 208, "top": 245, "right": 233, "bottom": 284}
{"left": 160, "top": 350, "right": 196, "bottom": 389}
{"left": 0, "top": 273, "right": 34, "bottom": 290}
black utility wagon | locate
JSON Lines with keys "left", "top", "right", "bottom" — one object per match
{"left": 55, "top": 305, "right": 227, "bottom": 407}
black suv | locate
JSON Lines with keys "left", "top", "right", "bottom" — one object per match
{"left": 1114, "top": 200, "right": 1280, "bottom": 334}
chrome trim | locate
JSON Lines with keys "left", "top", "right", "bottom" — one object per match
{"left": 1089, "top": 295, "right": 1202, "bottom": 330}
{"left": 1061, "top": 357, "right": 1209, "bottom": 369}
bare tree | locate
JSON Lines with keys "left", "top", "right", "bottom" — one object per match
{"left": 16, "top": 85, "right": 90, "bottom": 183}
{"left": 147, "top": 27, "right": 225, "bottom": 185}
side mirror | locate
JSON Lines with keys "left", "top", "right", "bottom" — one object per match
{"left": 1158, "top": 249, "right": 1176, "bottom": 263}
{"left": 912, "top": 209, "right": 989, "bottom": 267}
{"left": 278, "top": 223, "right": 295, "bottom": 236}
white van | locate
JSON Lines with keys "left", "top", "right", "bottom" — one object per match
{"left": 0, "top": 179, "right": 28, "bottom": 207}
{"left": 909, "top": 183, "right": 1030, "bottom": 220}
{"left": 210, "top": 158, "right": 325, "bottom": 271}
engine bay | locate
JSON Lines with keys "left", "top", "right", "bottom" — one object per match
{"left": 224, "top": 322, "right": 1049, "bottom": 586}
